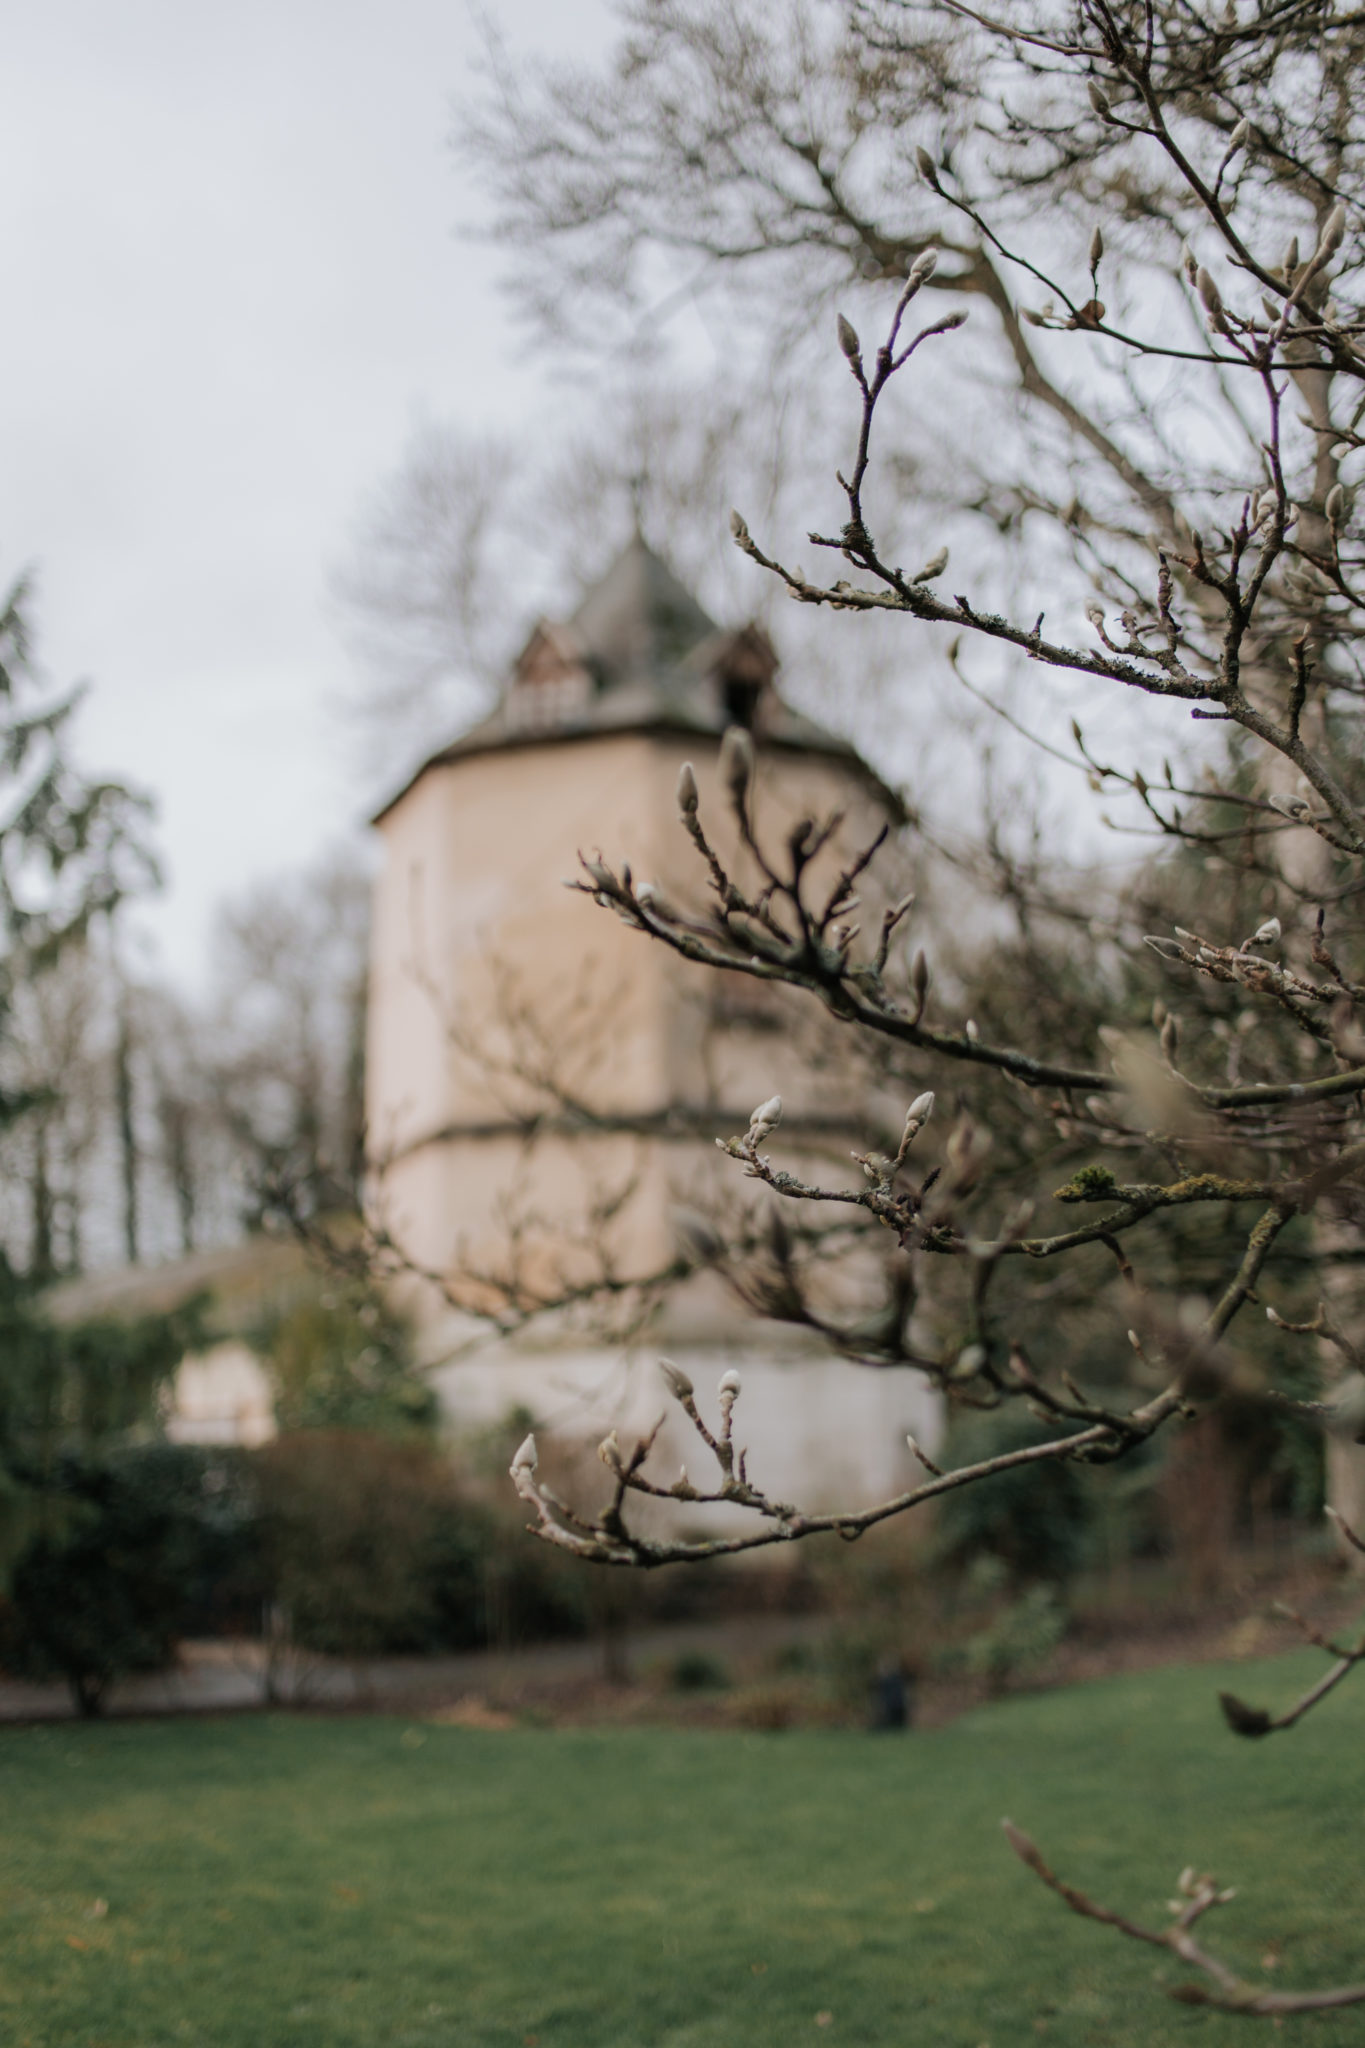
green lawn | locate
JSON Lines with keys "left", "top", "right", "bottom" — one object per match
{"left": 1, "top": 1653, "right": 1361, "bottom": 2047}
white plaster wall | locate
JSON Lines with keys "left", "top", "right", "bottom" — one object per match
{"left": 367, "top": 722, "right": 930, "bottom": 1527}
{"left": 164, "top": 1341, "right": 276, "bottom": 1448}
{"left": 430, "top": 1338, "right": 942, "bottom": 1533}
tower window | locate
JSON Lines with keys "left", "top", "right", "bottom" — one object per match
{"left": 721, "top": 674, "right": 762, "bottom": 728}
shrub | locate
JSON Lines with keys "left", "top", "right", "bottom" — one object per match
{"left": 254, "top": 1282, "right": 436, "bottom": 1438}
{"left": 254, "top": 1431, "right": 587, "bottom": 1658}
{"left": 669, "top": 1649, "right": 730, "bottom": 1691}
{"left": 952, "top": 1585, "right": 1069, "bottom": 1697}
{"left": 0, "top": 1445, "right": 251, "bottom": 1716}
{"left": 932, "top": 1409, "right": 1092, "bottom": 1586}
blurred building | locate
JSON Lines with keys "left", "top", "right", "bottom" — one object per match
{"left": 365, "top": 534, "right": 940, "bottom": 1518}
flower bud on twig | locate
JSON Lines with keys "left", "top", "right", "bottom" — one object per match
{"left": 910, "top": 247, "right": 938, "bottom": 281}
{"left": 1326, "top": 483, "right": 1346, "bottom": 529}
{"left": 1088, "top": 226, "right": 1103, "bottom": 270}
{"left": 1196, "top": 266, "right": 1228, "bottom": 334}
{"left": 911, "top": 947, "right": 929, "bottom": 1020}
{"left": 837, "top": 313, "right": 861, "bottom": 363}
{"left": 719, "top": 724, "right": 754, "bottom": 803}
{"left": 950, "top": 1342, "right": 987, "bottom": 1381}
{"left": 677, "top": 761, "right": 699, "bottom": 816}
{"left": 899, "top": 1090, "right": 934, "bottom": 1159}
{"left": 748, "top": 1093, "right": 783, "bottom": 1143}
{"left": 915, "top": 146, "right": 939, "bottom": 186}
{"left": 1002, "top": 1819, "right": 1044, "bottom": 1871}
{"left": 598, "top": 1430, "right": 624, "bottom": 1473}
{"left": 913, "top": 547, "right": 949, "bottom": 583}
{"left": 1087, "top": 81, "right": 1109, "bottom": 117}
{"left": 1250, "top": 916, "right": 1282, "bottom": 948}
{"left": 1314, "top": 203, "right": 1347, "bottom": 268}
{"left": 510, "top": 1433, "right": 538, "bottom": 1476}
{"left": 659, "top": 1357, "right": 694, "bottom": 1400}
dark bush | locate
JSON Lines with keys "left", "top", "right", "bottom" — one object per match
{"left": 255, "top": 1431, "right": 587, "bottom": 1657}
{"left": 670, "top": 1649, "right": 730, "bottom": 1691}
{"left": 932, "top": 1408, "right": 1092, "bottom": 1586}
{"left": 1, "top": 1445, "right": 253, "bottom": 1716}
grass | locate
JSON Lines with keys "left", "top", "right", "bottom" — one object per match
{"left": 0, "top": 1651, "right": 1362, "bottom": 2047}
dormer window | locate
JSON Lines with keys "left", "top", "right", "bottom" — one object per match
{"left": 722, "top": 674, "right": 763, "bottom": 729}
{"left": 505, "top": 624, "right": 592, "bottom": 731}
{"left": 711, "top": 624, "right": 778, "bottom": 731}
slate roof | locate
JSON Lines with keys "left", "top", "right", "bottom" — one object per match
{"left": 374, "top": 533, "right": 900, "bottom": 821}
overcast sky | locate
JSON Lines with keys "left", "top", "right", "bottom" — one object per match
{"left": 1, "top": 0, "right": 608, "bottom": 986}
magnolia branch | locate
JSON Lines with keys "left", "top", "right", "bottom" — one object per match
{"left": 1002, "top": 1822, "right": 1365, "bottom": 2016}
{"left": 572, "top": 765, "right": 1365, "bottom": 1115}
{"left": 509, "top": 1355, "right": 1162, "bottom": 1567}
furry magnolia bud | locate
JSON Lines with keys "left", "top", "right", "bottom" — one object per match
{"left": 910, "top": 247, "right": 938, "bottom": 281}
{"left": 677, "top": 761, "right": 699, "bottom": 815}
{"left": 1085, "top": 600, "right": 1106, "bottom": 631}
{"left": 899, "top": 1091, "right": 934, "bottom": 1158}
{"left": 1226, "top": 117, "right": 1250, "bottom": 155}
{"left": 913, "top": 546, "right": 949, "bottom": 583}
{"left": 598, "top": 1430, "right": 623, "bottom": 1472}
{"left": 719, "top": 723, "right": 755, "bottom": 801}
{"left": 1087, "top": 81, "right": 1109, "bottom": 116}
{"left": 1196, "top": 266, "right": 1228, "bottom": 333}
{"left": 911, "top": 948, "right": 929, "bottom": 1016}
{"left": 1002, "top": 1819, "right": 1044, "bottom": 1871}
{"left": 1283, "top": 235, "right": 1299, "bottom": 279}
{"left": 915, "top": 145, "right": 938, "bottom": 185}
{"left": 1326, "top": 483, "right": 1346, "bottom": 528}
{"left": 718, "top": 1369, "right": 741, "bottom": 1398}
{"left": 1314, "top": 203, "right": 1347, "bottom": 267}
{"left": 510, "top": 1433, "right": 537, "bottom": 1475}
{"left": 1251, "top": 915, "right": 1282, "bottom": 948}
{"left": 748, "top": 1093, "right": 783, "bottom": 1140}
{"left": 837, "top": 313, "right": 861, "bottom": 362}
{"left": 659, "top": 1357, "right": 694, "bottom": 1400}
{"left": 730, "top": 508, "right": 751, "bottom": 543}
{"left": 1088, "top": 226, "right": 1103, "bottom": 270}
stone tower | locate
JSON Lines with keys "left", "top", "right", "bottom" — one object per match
{"left": 366, "top": 535, "right": 938, "bottom": 1505}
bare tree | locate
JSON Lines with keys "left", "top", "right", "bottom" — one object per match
{"left": 332, "top": 365, "right": 938, "bottom": 805}
{"left": 330, "top": 424, "right": 517, "bottom": 789}
{"left": 441, "top": 0, "right": 1365, "bottom": 2021}
{"left": 204, "top": 846, "right": 371, "bottom": 1223}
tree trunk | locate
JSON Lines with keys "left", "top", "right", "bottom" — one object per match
{"left": 115, "top": 995, "right": 139, "bottom": 1266}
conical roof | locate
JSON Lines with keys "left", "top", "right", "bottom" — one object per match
{"left": 373, "top": 534, "right": 901, "bottom": 822}
{"left": 567, "top": 531, "right": 718, "bottom": 689}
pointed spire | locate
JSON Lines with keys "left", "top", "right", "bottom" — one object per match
{"left": 567, "top": 533, "right": 717, "bottom": 688}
